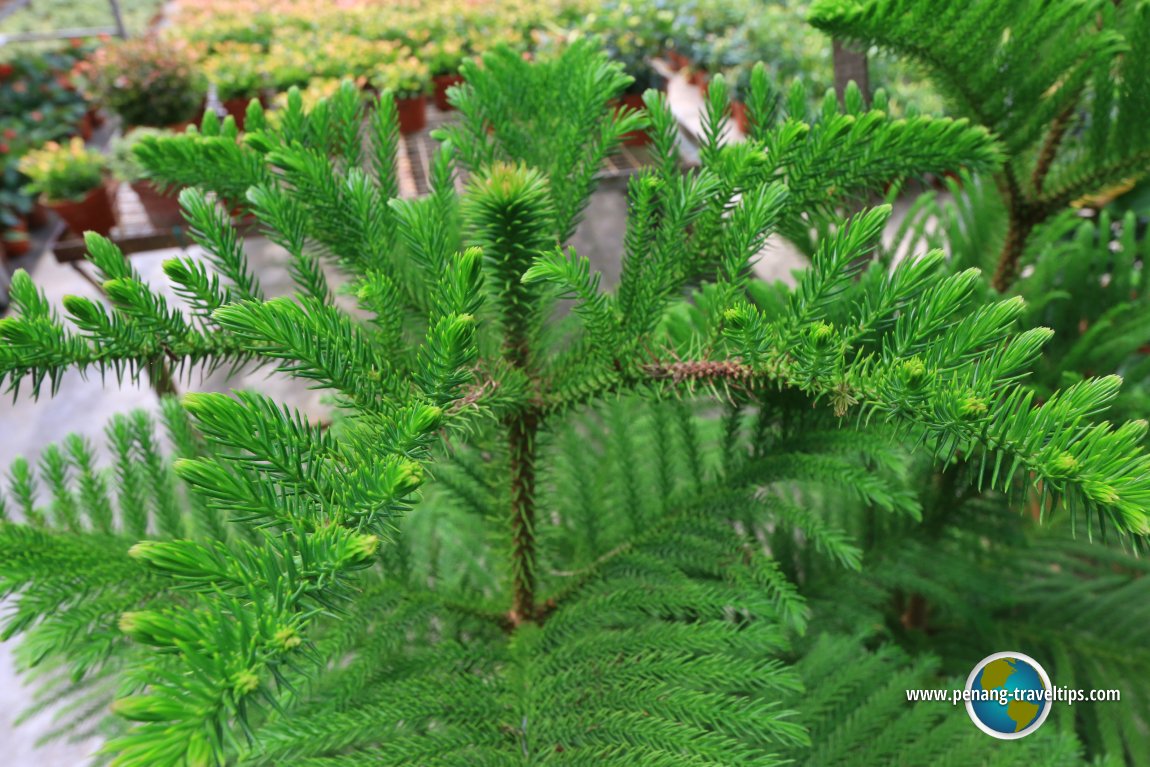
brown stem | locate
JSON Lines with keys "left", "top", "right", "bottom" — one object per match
{"left": 643, "top": 358, "right": 753, "bottom": 384}
{"left": 991, "top": 211, "right": 1036, "bottom": 292}
{"left": 991, "top": 167, "right": 1039, "bottom": 293}
{"left": 900, "top": 592, "right": 929, "bottom": 631}
{"left": 832, "top": 38, "right": 870, "bottom": 108}
{"left": 1031, "top": 103, "right": 1076, "bottom": 196}
{"left": 147, "top": 354, "right": 179, "bottom": 398}
{"left": 508, "top": 407, "right": 539, "bottom": 625}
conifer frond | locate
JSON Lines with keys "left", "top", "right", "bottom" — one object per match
{"left": 715, "top": 207, "right": 1150, "bottom": 536}
{"left": 809, "top": 0, "right": 1150, "bottom": 290}
{"left": 132, "top": 113, "right": 271, "bottom": 208}
{"left": 808, "top": 0, "right": 1127, "bottom": 157}
{"left": 245, "top": 520, "right": 808, "bottom": 766}
{"left": 781, "top": 635, "right": 1094, "bottom": 766}
{"left": 0, "top": 243, "right": 250, "bottom": 398}
{"left": 805, "top": 490, "right": 1150, "bottom": 766}
{"left": 439, "top": 38, "right": 644, "bottom": 242}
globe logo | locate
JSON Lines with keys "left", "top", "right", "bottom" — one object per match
{"left": 965, "top": 652, "right": 1052, "bottom": 739}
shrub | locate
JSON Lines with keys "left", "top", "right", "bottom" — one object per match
{"left": 76, "top": 37, "right": 206, "bottom": 128}
{"left": 17, "top": 137, "right": 105, "bottom": 202}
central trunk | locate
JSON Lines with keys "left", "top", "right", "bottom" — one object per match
{"left": 508, "top": 408, "right": 539, "bottom": 624}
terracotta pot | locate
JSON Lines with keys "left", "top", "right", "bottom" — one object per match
{"left": 227, "top": 203, "right": 259, "bottom": 227}
{"left": 76, "top": 112, "right": 93, "bottom": 141}
{"left": 126, "top": 107, "right": 203, "bottom": 135}
{"left": 43, "top": 184, "right": 117, "bottom": 237}
{"left": 3, "top": 221, "right": 31, "bottom": 257}
{"left": 433, "top": 73, "right": 464, "bottom": 111}
{"left": 731, "top": 100, "right": 749, "bottom": 134}
{"left": 3, "top": 235, "right": 31, "bottom": 258}
{"left": 667, "top": 51, "right": 691, "bottom": 72}
{"left": 27, "top": 203, "right": 51, "bottom": 229}
{"left": 396, "top": 95, "right": 427, "bottom": 134}
{"left": 131, "top": 180, "right": 184, "bottom": 229}
{"left": 221, "top": 96, "right": 268, "bottom": 131}
{"left": 222, "top": 98, "right": 249, "bottom": 130}
{"left": 166, "top": 115, "right": 201, "bottom": 133}
{"left": 617, "top": 92, "right": 651, "bottom": 147}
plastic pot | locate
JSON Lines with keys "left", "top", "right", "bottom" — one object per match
{"left": 3, "top": 220, "right": 31, "bottom": 257}
{"left": 732, "top": 101, "right": 749, "bottom": 134}
{"left": 43, "top": 184, "right": 117, "bottom": 237}
{"left": 618, "top": 92, "right": 651, "bottom": 147}
{"left": 131, "top": 181, "right": 184, "bottom": 230}
{"left": 433, "top": 74, "right": 464, "bottom": 111}
{"left": 396, "top": 95, "right": 428, "bottom": 134}
{"left": 221, "top": 96, "right": 268, "bottom": 131}
{"left": 27, "top": 204, "right": 50, "bottom": 229}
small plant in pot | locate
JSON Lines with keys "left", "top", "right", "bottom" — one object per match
{"left": 0, "top": 153, "right": 33, "bottom": 221}
{"left": 274, "top": 78, "right": 366, "bottom": 114}
{"left": 587, "top": 7, "right": 671, "bottom": 146}
{"left": 76, "top": 38, "right": 206, "bottom": 131}
{"left": 0, "top": 161, "right": 34, "bottom": 257}
{"left": 427, "top": 37, "right": 466, "bottom": 111}
{"left": 615, "top": 57, "right": 666, "bottom": 146}
{"left": 1, "top": 207, "right": 31, "bottom": 258}
{"left": 689, "top": 28, "right": 748, "bottom": 91}
{"left": 202, "top": 42, "right": 268, "bottom": 130}
{"left": 18, "top": 137, "right": 115, "bottom": 237}
{"left": 111, "top": 128, "right": 183, "bottom": 230}
{"left": 372, "top": 55, "right": 431, "bottom": 134}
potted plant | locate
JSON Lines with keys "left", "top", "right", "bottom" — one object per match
{"left": 427, "top": 37, "right": 466, "bottom": 111}
{"left": 687, "top": 28, "right": 746, "bottom": 91}
{"left": 201, "top": 42, "right": 268, "bottom": 130}
{"left": 322, "top": 34, "right": 404, "bottom": 82}
{"left": 0, "top": 156, "right": 33, "bottom": 256}
{"left": 18, "top": 138, "right": 115, "bottom": 237}
{"left": 372, "top": 55, "right": 431, "bottom": 134}
{"left": 0, "top": 50, "right": 88, "bottom": 146}
{"left": 110, "top": 128, "right": 183, "bottom": 230}
{"left": 587, "top": 4, "right": 673, "bottom": 146}
{"left": 75, "top": 38, "right": 206, "bottom": 131}
{"left": 615, "top": 58, "right": 667, "bottom": 146}
{"left": 264, "top": 31, "right": 316, "bottom": 92}
{"left": 1, "top": 208, "right": 31, "bottom": 257}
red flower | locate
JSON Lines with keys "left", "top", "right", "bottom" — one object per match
{"left": 0, "top": 143, "right": 9, "bottom": 155}
{"left": 0, "top": 64, "right": 12, "bottom": 79}
{"left": 30, "top": 110, "right": 43, "bottom": 122}
{"left": 3, "top": 129, "right": 16, "bottom": 140}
